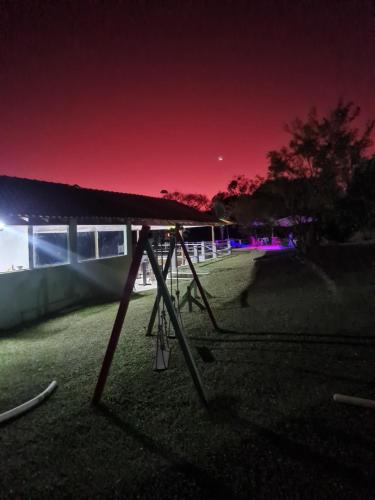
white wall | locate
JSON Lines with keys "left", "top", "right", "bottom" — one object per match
{"left": 0, "top": 226, "right": 29, "bottom": 273}
{"left": 0, "top": 223, "right": 133, "bottom": 330}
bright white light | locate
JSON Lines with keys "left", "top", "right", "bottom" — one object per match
{"left": 218, "top": 155, "right": 224, "bottom": 161}
{"left": 0, "top": 220, "right": 5, "bottom": 231}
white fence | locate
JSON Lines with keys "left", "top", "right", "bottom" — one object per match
{"left": 135, "top": 239, "right": 231, "bottom": 289}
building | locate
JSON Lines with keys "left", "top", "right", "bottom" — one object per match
{"left": 0, "top": 176, "right": 219, "bottom": 330}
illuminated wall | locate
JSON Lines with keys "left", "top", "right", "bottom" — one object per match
{"left": 0, "top": 223, "right": 132, "bottom": 330}
{"left": 0, "top": 225, "right": 29, "bottom": 273}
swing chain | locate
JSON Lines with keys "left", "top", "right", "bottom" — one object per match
{"left": 154, "top": 231, "right": 171, "bottom": 370}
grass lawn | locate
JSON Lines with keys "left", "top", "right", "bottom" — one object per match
{"left": 1, "top": 249, "right": 375, "bottom": 499}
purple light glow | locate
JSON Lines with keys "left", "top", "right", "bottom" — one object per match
{"left": 242, "top": 244, "right": 288, "bottom": 251}
{"left": 229, "top": 239, "right": 291, "bottom": 251}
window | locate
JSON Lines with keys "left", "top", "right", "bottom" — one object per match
{"left": 0, "top": 225, "right": 29, "bottom": 273}
{"left": 98, "top": 229, "right": 125, "bottom": 258}
{"left": 77, "top": 227, "right": 96, "bottom": 261}
{"left": 77, "top": 225, "right": 127, "bottom": 261}
{"left": 33, "top": 226, "right": 69, "bottom": 267}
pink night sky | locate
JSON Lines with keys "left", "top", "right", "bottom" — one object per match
{"left": 1, "top": 1, "right": 374, "bottom": 198}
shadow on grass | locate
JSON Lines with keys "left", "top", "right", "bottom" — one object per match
{"left": 190, "top": 330, "right": 375, "bottom": 347}
{"left": 207, "top": 393, "right": 241, "bottom": 422}
{"left": 94, "top": 402, "right": 242, "bottom": 500}
{"left": 207, "top": 354, "right": 373, "bottom": 385}
{"left": 295, "top": 366, "right": 373, "bottom": 386}
{"left": 294, "top": 415, "right": 375, "bottom": 452}
{"left": 206, "top": 397, "right": 375, "bottom": 493}
{"left": 226, "top": 250, "right": 327, "bottom": 309}
{"left": 254, "top": 422, "right": 375, "bottom": 492}
{"left": 217, "top": 327, "right": 375, "bottom": 340}
{"left": 95, "top": 395, "right": 375, "bottom": 495}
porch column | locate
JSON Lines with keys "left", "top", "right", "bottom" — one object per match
{"left": 126, "top": 223, "right": 132, "bottom": 259}
{"left": 201, "top": 241, "right": 205, "bottom": 261}
{"left": 28, "top": 225, "right": 34, "bottom": 270}
{"left": 193, "top": 243, "right": 198, "bottom": 263}
{"left": 68, "top": 219, "right": 78, "bottom": 265}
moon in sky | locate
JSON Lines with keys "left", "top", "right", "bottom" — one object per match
{"left": 217, "top": 155, "right": 224, "bottom": 161}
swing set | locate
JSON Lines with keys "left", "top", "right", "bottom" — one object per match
{"left": 92, "top": 225, "right": 220, "bottom": 407}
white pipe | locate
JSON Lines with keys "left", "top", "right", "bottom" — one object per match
{"left": 0, "top": 380, "right": 58, "bottom": 424}
{"left": 333, "top": 393, "right": 375, "bottom": 410}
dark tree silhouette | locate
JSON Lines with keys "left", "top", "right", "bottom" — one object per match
{"left": 266, "top": 101, "right": 375, "bottom": 249}
{"left": 211, "top": 174, "right": 265, "bottom": 222}
{"left": 226, "top": 174, "right": 264, "bottom": 197}
{"left": 161, "top": 191, "right": 211, "bottom": 212}
{"left": 346, "top": 155, "right": 375, "bottom": 237}
{"left": 268, "top": 101, "right": 374, "bottom": 190}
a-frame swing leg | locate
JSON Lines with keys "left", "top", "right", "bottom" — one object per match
{"left": 92, "top": 225, "right": 150, "bottom": 406}
{"left": 145, "top": 239, "right": 208, "bottom": 407}
{"left": 146, "top": 237, "right": 176, "bottom": 337}
{"left": 175, "top": 229, "right": 220, "bottom": 332}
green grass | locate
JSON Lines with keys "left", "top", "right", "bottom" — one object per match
{"left": 1, "top": 250, "right": 375, "bottom": 499}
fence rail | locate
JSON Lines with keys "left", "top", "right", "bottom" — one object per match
{"left": 135, "top": 236, "right": 294, "bottom": 289}
{"left": 135, "top": 239, "right": 231, "bottom": 288}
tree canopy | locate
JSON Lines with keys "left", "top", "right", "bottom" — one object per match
{"left": 265, "top": 101, "right": 375, "bottom": 248}
{"left": 161, "top": 191, "right": 211, "bottom": 212}
{"left": 268, "top": 101, "right": 374, "bottom": 192}
{"left": 159, "top": 101, "right": 375, "bottom": 248}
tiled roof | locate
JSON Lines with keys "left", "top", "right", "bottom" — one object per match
{"left": 0, "top": 176, "right": 219, "bottom": 226}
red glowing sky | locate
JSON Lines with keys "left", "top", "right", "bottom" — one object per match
{"left": 1, "top": 1, "right": 374, "bottom": 198}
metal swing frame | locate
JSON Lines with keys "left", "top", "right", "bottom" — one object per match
{"left": 153, "top": 234, "right": 173, "bottom": 371}
{"left": 146, "top": 229, "right": 218, "bottom": 334}
{"left": 92, "top": 225, "right": 219, "bottom": 407}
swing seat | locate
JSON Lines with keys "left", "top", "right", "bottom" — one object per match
{"left": 153, "top": 346, "right": 170, "bottom": 371}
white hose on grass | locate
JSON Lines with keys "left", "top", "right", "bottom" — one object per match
{"left": 0, "top": 380, "right": 57, "bottom": 425}
{"left": 333, "top": 393, "right": 375, "bottom": 410}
